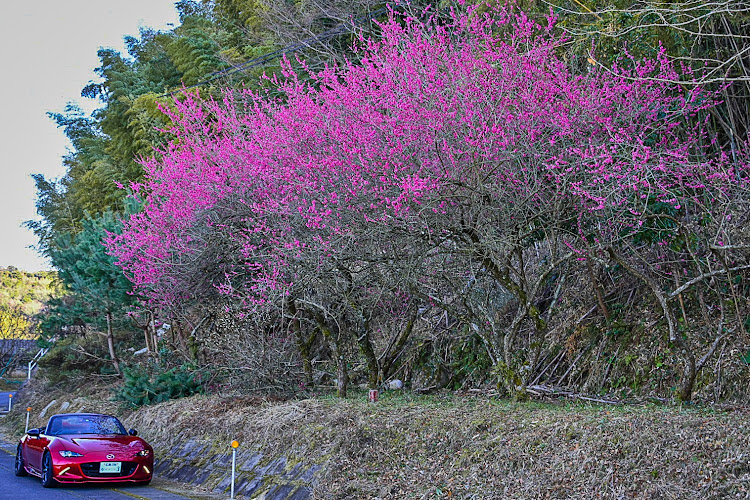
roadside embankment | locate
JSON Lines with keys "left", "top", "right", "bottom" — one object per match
{"left": 3, "top": 381, "right": 749, "bottom": 499}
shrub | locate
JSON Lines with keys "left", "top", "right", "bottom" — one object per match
{"left": 116, "top": 362, "right": 206, "bottom": 407}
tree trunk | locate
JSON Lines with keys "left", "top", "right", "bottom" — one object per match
{"left": 587, "top": 256, "right": 610, "bottom": 320}
{"left": 677, "top": 342, "right": 697, "bottom": 402}
{"left": 288, "top": 299, "right": 315, "bottom": 387}
{"left": 356, "top": 317, "right": 379, "bottom": 390}
{"left": 316, "top": 313, "right": 348, "bottom": 398}
{"left": 498, "top": 305, "right": 531, "bottom": 398}
{"left": 298, "top": 334, "right": 315, "bottom": 388}
{"left": 335, "top": 350, "right": 349, "bottom": 398}
{"left": 105, "top": 312, "right": 122, "bottom": 378}
{"left": 143, "top": 326, "right": 152, "bottom": 352}
{"left": 607, "top": 248, "right": 696, "bottom": 401}
{"left": 380, "top": 307, "right": 417, "bottom": 383}
{"left": 188, "top": 315, "right": 210, "bottom": 365}
{"left": 150, "top": 312, "right": 160, "bottom": 357}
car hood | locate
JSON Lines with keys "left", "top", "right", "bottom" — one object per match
{"left": 57, "top": 435, "right": 147, "bottom": 454}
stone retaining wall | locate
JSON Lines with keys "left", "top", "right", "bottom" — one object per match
{"left": 153, "top": 438, "right": 321, "bottom": 499}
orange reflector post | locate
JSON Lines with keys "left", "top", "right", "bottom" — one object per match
{"left": 230, "top": 440, "right": 239, "bottom": 498}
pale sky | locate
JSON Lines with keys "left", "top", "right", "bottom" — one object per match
{"left": 0, "top": 0, "right": 180, "bottom": 271}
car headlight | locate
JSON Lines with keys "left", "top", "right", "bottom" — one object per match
{"left": 135, "top": 449, "right": 151, "bottom": 457}
{"left": 59, "top": 450, "right": 83, "bottom": 458}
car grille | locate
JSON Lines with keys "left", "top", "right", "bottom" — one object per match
{"left": 80, "top": 462, "right": 138, "bottom": 478}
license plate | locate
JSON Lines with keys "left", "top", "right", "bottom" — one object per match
{"left": 99, "top": 462, "right": 122, "bottom": 473}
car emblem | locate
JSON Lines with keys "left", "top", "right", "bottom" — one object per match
{"left": 106, "top": 454, "right": 115, "bottom": 460}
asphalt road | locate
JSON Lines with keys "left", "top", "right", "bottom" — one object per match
{"left": 0, "top": 392, "right": 13, "bottom": 413}
{"left": 0, "top": 438, "right": 203, "bottom": 500}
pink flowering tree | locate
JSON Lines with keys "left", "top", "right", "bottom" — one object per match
{"left": 108, "top": 3, "right": 748, "bottom": 399}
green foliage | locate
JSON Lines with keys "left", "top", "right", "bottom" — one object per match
{"left": 42, "top": 212, "right": 136, "bottom": 339}
{"left": 166, "top": 15, "right": 228, "bottom": 85}
{"left": 0, "top": 269, "right": 61, "bottom": 343}
{"left": 52, "top": 213, "right": 129, "bottom": 294}
{"left": 0, "top": 268, "right": 60, "bottom": 317}
{"left": 448, "top": 333, "right": 493, "bottom": 389}
{"left": 37, "top": 334, "right": 112, "bottom": 384}
{"left": 116, "top": 362, "right": 206, "bottom": 407}
{"left": 0, "top": 305, "right": 32, "bottom": 340}
{"left": 621, "top": 195, "right": 680, "bottom": 246}
{"left": 31, "top": 1, "right": 282, "bottom": 259}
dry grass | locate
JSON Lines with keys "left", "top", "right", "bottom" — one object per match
{"left": 313, "top": 395, "right": 750, "bottom": 499}
{"left": 4, "top": 383, "right": 750, "bottom": 499}
{"left": 114, "top": 391, "right": 750, "bottom": 499}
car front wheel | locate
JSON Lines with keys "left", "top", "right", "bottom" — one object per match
{"left": 14, "top": 446, "right": 28, "bottom": 477}
{"left": 41, "top": 451, "right": 56, "bottom": 488}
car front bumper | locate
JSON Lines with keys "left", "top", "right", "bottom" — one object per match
{"left": 53, "top": 459, "right": 153, "bottom": 483}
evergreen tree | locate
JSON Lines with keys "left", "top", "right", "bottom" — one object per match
{"left": 45, "top": 212, "right": 137, "bottom": 377}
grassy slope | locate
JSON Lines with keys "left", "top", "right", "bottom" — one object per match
{"left": 3, "top": 383, "right": 749, "bottom": 499}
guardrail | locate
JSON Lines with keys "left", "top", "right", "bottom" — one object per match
{"left": 27, "top": 348, "right": 49, "bottom": 380}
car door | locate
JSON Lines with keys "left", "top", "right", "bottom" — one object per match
{"left": 25, "top": 426, "right": 51, "bottom": 473}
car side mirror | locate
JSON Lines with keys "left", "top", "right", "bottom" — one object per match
{"left": 27, "top": 428, "right": 41, "bottom": 437}
{"left": 128, "top": 428, "right": 138, "bottom": 436}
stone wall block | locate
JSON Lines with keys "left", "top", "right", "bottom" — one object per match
{"left": 240, "top": 453, "right": 263, "bottom": 472}
{"left": 267, "top": 484, "right": 295, "bottom": 500}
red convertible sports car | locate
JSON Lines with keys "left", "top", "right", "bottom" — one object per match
{"left": 15, "top": 412, "right": 153, "bottom": 487}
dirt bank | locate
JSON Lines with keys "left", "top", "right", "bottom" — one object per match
{"left": 3, "top": 381, "right": 749, "bottom": 499}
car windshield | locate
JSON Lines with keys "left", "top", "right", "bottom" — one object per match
{"left": 46, "top": 415, "right": 127, "bottom": 436}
